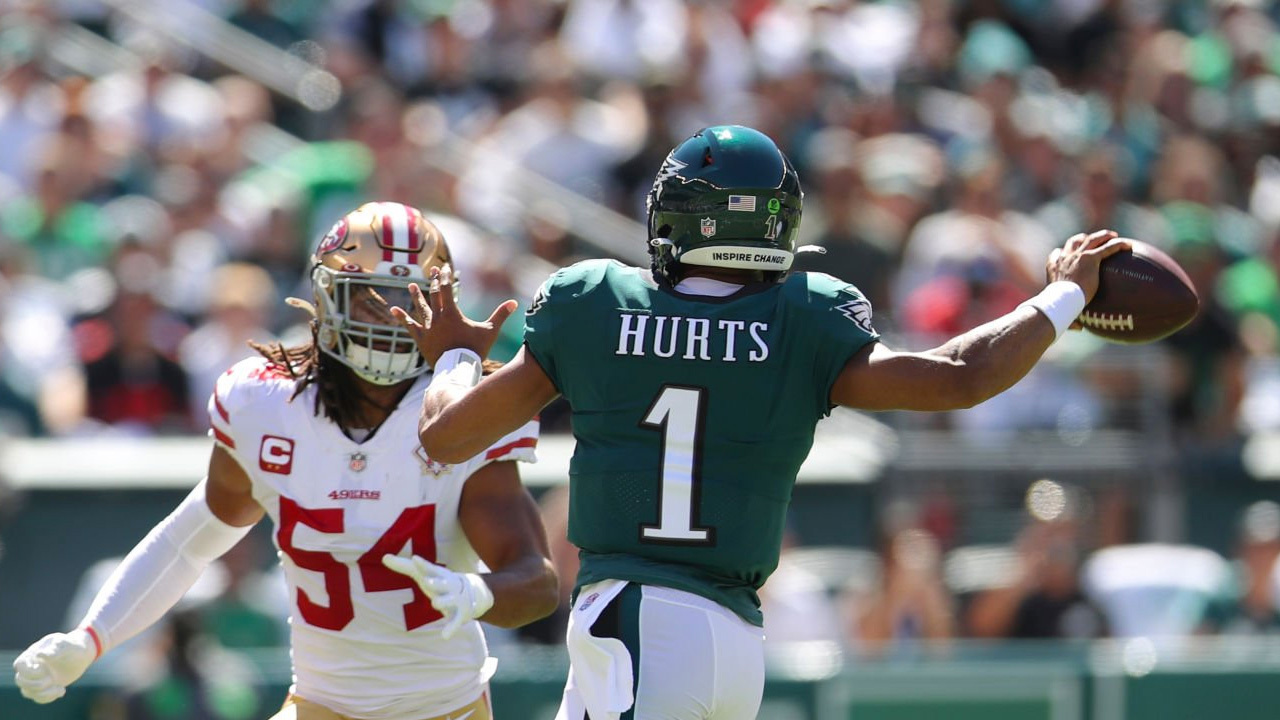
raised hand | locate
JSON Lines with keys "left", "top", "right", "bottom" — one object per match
{"left": 382, "top": 554, "right": 495, "bottom": 639}
{"left": 12, "top": 629, "right": 97, "bottom": 704}
{"left": 1046, "top": 229, "right": 1131, "bottom": 303}
{"left": 391, "top": 266, "right": 518, "bottom": 367}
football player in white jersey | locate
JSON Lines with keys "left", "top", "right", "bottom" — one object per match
{"left": 12, "top": 202, "right": 559, "bottom": 720}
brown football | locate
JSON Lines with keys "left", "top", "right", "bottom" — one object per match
{"left": 1079, "top": 239, "right": 1199, "bottom": 344}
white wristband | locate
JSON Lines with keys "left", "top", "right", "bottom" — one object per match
{"left": 1019, "top": 281, "right": 1087, "bottom": 339}
{"left": 431, "top": 348, "right": 483, "bottom": 388}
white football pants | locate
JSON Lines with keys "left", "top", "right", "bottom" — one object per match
{"left": 554, "top": 579, "right": 765, "bottom": 720}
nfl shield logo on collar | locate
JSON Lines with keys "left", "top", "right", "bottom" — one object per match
{"left": 348, "top": 452, "right": 368, "bottom": 472}
{"left": 700, "top": 217, "right": 716, "bottom": 237}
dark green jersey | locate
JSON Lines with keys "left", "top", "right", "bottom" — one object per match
{"left": 523, "top": 259, "right": 878, "bottom": 625}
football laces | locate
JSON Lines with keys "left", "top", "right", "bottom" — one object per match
{"left": 1079, "top": 311, "right": 1135, "bottom": 332}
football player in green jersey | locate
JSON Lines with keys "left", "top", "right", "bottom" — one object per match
{"left": 394, "top": 125, "right": 1128, "bottom": 720}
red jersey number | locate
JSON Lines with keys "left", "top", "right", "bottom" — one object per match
{"left": 277, "top": 499, "right": 443, "bottom": 631}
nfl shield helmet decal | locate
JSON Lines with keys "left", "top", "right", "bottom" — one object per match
{"left": 700, "top": 217, "right": 716, "bottom": 237}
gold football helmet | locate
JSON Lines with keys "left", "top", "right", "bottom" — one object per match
{"left": 311, "top": 201, "right": 453, "bottom": 385}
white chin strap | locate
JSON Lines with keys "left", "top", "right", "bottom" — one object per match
{"left": 345, "top": 343, "right": 421, "bottom": 385}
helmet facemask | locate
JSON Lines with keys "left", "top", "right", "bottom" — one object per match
{"left": 313, "top": 266, "right": 432, "bottom": 385}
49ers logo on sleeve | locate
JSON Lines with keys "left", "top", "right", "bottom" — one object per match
{"left": 259, "top": 435, "right": 296, "bottom": 474}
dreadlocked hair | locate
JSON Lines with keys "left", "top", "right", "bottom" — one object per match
{"left": 249, "top": 321, "right": 398, "bottom": 431}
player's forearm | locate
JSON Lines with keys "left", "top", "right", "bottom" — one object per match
{"left": 79, "top": 481, "right": 252, "bottom": 655}
{"left": 479, "top": 554, "right": 559, "bottom": 628}
{"left": 421, "top": 349, "right": 558, "bottom": 464}
{"left": 923, "top": 306, "right": 1056, "bottom": 408}
{"left": 419, "top": 385, "right": 499, "bottom": 464}
{"left": 419, "top": 348, "right": 496, "bottom": 462}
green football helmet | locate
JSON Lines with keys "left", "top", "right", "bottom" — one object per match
{"left": 646, "top": 125, "right": 803, "bottom": 285}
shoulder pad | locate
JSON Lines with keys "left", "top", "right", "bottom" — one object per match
{"left": 529, "top": 260, "right": 645, "bottom": 316}
{"left": 783, "top": 271, "right": 878, "bottom": 336}
{"left": 547, "top": 259, "right": 630, "bottom": 291}
{"left": 208, "top": 356, "right": 298, "bottom": 449}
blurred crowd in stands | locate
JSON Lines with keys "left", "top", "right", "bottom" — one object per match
{"left": 0, "top": 0, "right": 1277, "bottom": 445}
{"left": 7, "top": 1, "right": 1280, "bottom": 710}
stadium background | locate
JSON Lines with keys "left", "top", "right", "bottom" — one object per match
{"left": 2, "top": 0, "right": 1280, "bottom": 717}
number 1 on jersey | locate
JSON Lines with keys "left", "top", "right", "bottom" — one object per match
{"left": 640, "top": 385, "right": 714, "bottom": 544}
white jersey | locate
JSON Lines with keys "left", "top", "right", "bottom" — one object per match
{"left": 207, "top": 356, "right": 538, "bottom": 719}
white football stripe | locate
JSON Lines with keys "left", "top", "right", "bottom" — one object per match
{"left": 379, "top": 202, "right": 414, "bottom": 265}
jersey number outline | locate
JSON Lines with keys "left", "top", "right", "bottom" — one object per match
{"left": 763, "top": 214, "right": 780, "bottom": 240}
{"left": 277, "top": 498, "right": 443, "bottom": 631}
{"left": 639, "top": 385, "right": 716, "bottom": 545}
